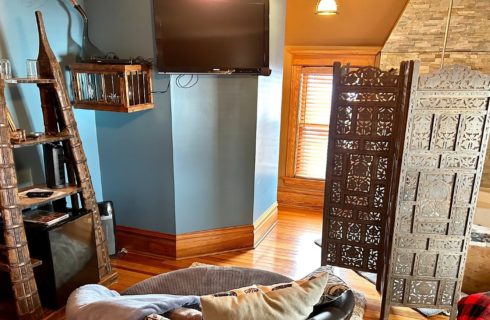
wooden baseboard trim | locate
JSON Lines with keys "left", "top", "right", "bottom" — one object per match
{"left": 253, "top": 202, "right": 278, "bottom": 248}
{"left": 278, "top": 185, "right": 324, "bottom": 211}
{"left": 116, "top": 225, "right": 177, "bottom": 258}
{"left": 116, "top": 203, "right": 279, "bottom": 259}
{"left": 116, "top": 224, "right": 254, "bottom": 260}
{"left": 175, "top": 225, "right": 254, "bottom": 259}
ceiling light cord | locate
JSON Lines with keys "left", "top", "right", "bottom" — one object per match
{"left": 441, "top": 0, "right": 454, "bottom": 69}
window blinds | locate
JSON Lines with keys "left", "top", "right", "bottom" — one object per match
{"left": 295, "top": 68, "right": 333, "bottom": 180}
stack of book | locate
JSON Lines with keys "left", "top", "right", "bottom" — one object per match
{"left": 23, "top": 210, "right": 70, "bottom": 226}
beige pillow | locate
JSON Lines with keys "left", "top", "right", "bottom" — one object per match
{"left": 201, "top": 272, "right": 329, "bottom": 320}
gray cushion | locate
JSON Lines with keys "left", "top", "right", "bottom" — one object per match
{"left": 123, "top": 266, "right": 292, "bottom": 296}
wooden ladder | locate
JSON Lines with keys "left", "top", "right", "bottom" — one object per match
{"left": 0, "top": 12, "right": 115, "bottom": 320}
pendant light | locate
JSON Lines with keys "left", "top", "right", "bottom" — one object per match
{"left": 316, "top": 0, "right": 338, "bottom": 15}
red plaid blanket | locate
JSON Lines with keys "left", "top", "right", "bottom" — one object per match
{"left": 458, "top": 292, "right": 490, "bottom": 320}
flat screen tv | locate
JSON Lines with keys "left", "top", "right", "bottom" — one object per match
{"left": 153, "top": 0, "right": 270, "bottom": 75}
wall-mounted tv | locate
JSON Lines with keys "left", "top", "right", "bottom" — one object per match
{"left": 153, "top": 0, "right": 270, "bottom": 76}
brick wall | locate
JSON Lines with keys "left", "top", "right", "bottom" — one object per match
{"left": 380, "top": 0, "right": 490, "bottom": 187}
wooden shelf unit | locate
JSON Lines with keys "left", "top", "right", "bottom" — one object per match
{"left": 3, "top": 78, "right": 55, "bottom": 85}
{"left": 18, "top": 185, "right": 81, "bottom": 209}
{"left": 0, "top": 12, "right": 116, "bottom": 320}
{"left": 12, "top": 131, "right": 72, "bottom": 149}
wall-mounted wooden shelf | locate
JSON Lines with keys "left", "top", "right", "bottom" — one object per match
{"left": 70, "top": 63, "right": 154, "bottom": 113}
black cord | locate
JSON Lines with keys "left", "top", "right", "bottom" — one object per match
{"left": 150, "top": 74, "right": 199, "bottom": 94}
{"left": 176, "top": 74, "right": 199, "bottom": 88}
{"left": 151, "top": 80, "right": 170, "bottom": 94}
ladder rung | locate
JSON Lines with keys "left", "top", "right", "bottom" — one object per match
{"left": 0, "top": 258, "right": 42, "bottom": 272}
{"left": 8, "top": 289, "right": 38, "bottom": 299}
{"left": 10, "top": 273, "right": 37, "bottom": 284}
{"left": 79, "top": 177, "right": 90, "bottom": 183}
{"left": 0, "top": 242, "right": 28, "bottom": 251}
{"left": 3, "top": 261, "right": 30, "bottom": 269}
{"left": 0, "top": 262, "right": 9, "bottom": 272}
{"left": 0, "top": 185, "right": 17, "bottom": 190}
{"left": 0, "top": 205, "right": 19, "bottom": 210}
{"left": 3, "top": 78, "right": 55, "bottom": 84}
{"left": 73, "top": 159, "right": 88, "bottom": 165}
{"left": 64, "top": 126, "right": 77, "bottom": 132}
{"left": 0, "top": 185, "right": 18, "bottom": 189}
{"left": 1, "top": 224, "right": 23, "bottom": 230}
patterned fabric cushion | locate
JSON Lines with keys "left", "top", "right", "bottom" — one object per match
{"left": 350, "top": 291, "right": 367, "bottom": 320}
{"left": 201, "top": 272, "right": 329, "bottom": 320}
{"left": 301, "top": 266, "right": 351, "bottom": 306}
{"left": 145, "top": 314, "right": 169, "bottom": 320}
{"left": 191, "top": 263, "right": 351, "bottom": 306}
{"left": 210, "top": 272, "right": 328, "bottom": 297}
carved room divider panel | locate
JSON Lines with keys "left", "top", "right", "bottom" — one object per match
{"left": 321, "top": 62, "right": 413, "bottom": 282}
{"left": 381, "top": 64, "right": 490, "bottom": 319}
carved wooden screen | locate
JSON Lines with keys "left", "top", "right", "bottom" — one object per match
{"left": 381, "top": 64, "right": 490, "bottom": 319}
{"left": 321, "top": 63, "right": 412, "bottom": 277}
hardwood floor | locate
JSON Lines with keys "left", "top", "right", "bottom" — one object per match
{"left": 45, "top": 208, "right": 449, "bottom": 320}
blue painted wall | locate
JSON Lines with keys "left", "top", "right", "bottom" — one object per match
{"left": 253, "top": 0, "right": 286, "bottom": 222}
{"left": 85, "top": 0, "right": 286, "bottom": 234}
{"left": 85, "top": 0, "right": 176, "bottom": 233}
{"left": 0, "top": 0, "right": 103, "bottom": 199}
{"left": 171, "top": 76, "right": 258, "bottom": 233}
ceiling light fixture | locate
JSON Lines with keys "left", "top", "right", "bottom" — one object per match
{"left": 316, "top": 0, "right": 338, "bottom": 15}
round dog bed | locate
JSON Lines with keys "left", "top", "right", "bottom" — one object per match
{"left": 123, "top": 266, "right": 355, "bottom": 320}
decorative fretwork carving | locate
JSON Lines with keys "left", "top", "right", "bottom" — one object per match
{"left": 346, "top": 155, "right": 373, "bottom": 192}
{"left": 339, "top": 92, "right": 397, "bottom": 103}
{"left": 418, "top": 97, "right": 488, "bottom": 110}
{"left": 322, "top": 63, "right": 413, "bottom": 277}
{"left": 341, "top": 66, "right": 399, "bottom": 87}
{"left": 418, "top": 65, "right": 490, "bottom": 90}
{"left": 336, "top": 106, "right": 353, "bottom": 135}
{"left": 382, "top": 62, "right": 490, "bottom": 319}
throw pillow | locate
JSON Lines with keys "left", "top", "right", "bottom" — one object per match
{"left": 190, "top": 262, "right": 351, "bottom": 306}
{"left": 302, "top": 266, "right": 350, "bottom": 305}
{"left": 201, "top": 272, "right": 329, "bottom": 320}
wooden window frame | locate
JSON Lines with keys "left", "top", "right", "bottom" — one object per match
{"left": 282, "top": 47, "right": 381, "bottom": 192}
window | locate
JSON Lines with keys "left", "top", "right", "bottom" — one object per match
{"left": 279, "top": 47, "right": 379, "bottom": 209}
{"left": 294, "top": 67, "right": 333, "bottom": 180}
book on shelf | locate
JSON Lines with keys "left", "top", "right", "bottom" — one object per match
{"left": 23, "top": 210, "right": 69, "bottom": 226}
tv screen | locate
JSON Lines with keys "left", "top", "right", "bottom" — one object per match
{"left": 153, "top": 0, "right": 270, "bottom": 75}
